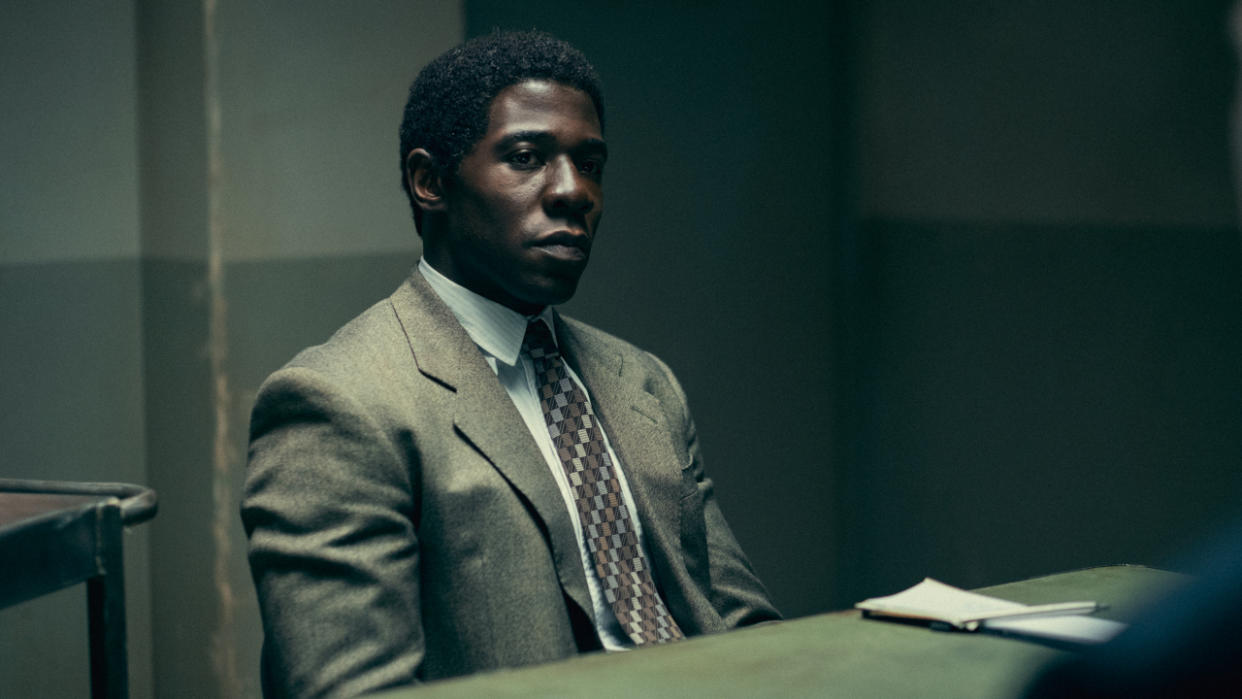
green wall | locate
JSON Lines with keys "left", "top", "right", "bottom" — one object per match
{"left": 837, "top": 0, "right": 1242, "bottom": 605}
{"left": 3, "top": 1, "right": 1240, "bottom": 696}
{"left": 2, "top": 2, "right": 461, "bottom": 697}
{"left": 465, "top": 0, "right": 1242, "bottom": 616}
{"left": 1, "top": 3, "right": 149, "bottom": 696}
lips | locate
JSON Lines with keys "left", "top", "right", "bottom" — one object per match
{"left": 530, "top": 229, "right": 591, "bottom": 263}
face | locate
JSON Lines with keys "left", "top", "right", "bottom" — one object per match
{"left": 426, "top": 80, "right": 606, "bottom": 314}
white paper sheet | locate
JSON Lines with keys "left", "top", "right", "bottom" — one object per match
{"left": 855, "top": 577, "right": 1124, "bottom": 644}
{"left": 855, "top": 578, "right": 1026, "bottom": 625}
{"left": 983, "top": 615, "right": 1127, "bottom": 644}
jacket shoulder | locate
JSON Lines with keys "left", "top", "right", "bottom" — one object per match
{"left": 283, "top": 296, "right": 408, "bottom": 380}
{"left": 558, "top": 315, "right": 654, "bottom": 365}
{"left": 556, "top": 314, "right": 687, "bottom": 405}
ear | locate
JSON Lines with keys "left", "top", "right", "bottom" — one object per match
{"left": 405, "top": 148, "right": 447, "bottom": 214}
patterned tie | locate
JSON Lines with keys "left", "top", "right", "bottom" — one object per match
{"left": 523, "top": 320, "right": 684, "bottom": 645}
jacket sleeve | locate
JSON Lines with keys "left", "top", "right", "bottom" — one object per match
{"left": 241, "top": 366, "right": 423, "bottom": 698}
{"left": 649, "top": 354, "right": 783, "bottom": 629}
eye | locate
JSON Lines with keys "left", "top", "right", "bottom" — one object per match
{"left": 578, "top": 158, "right": 605, "bottom": 177}
{"left": 507, "top": 149, "right": 543, "bottom": 169}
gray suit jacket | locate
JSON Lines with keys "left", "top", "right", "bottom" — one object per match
{"left": 242, "top": 272, "right": 779, "bottom": 698}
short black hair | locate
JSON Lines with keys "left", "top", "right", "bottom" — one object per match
{"left": 398, "top": 30, "right": 605, "bottom": 233}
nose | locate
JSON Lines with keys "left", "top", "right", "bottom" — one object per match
{"left": 543, "top": 155, "right": 596, "bottom": 216}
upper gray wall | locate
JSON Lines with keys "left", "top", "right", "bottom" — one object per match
{"left": 214, "top": 0, "right": 458, "bottom": 262}
{"left": 0, "top": 2, "right": 150, "bottom": 696}
{"left": 1, "top": 1, "right": 141, "bottom": 263}
{"left": 858, "top": 1, "right": 1237, "bottom": 228}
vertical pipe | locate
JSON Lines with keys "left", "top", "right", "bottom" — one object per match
{"left": 203, "top": 0, "right": 239, "bottom": 695}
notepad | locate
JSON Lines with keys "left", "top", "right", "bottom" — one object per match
{"left": 855, "top": 577, "right": 1127, "bottom": 644}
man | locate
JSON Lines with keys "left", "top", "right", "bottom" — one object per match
{"left": 242, "top": 30, "right": 779, "bottom": 698}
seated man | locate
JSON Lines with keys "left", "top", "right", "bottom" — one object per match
{"left": 241, "top": 30, "right": 779, "bottom": 698}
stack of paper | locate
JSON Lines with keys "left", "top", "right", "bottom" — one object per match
{"left": 855, "top": 578, "right": 1127, "bottom": 645}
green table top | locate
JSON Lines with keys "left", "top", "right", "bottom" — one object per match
{"left": 374, "top": 565, "right": 1184, "bottom": 698}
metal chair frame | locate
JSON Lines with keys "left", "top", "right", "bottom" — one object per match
{"left": 0, "top": 478, "right": 158, "bottom": 699}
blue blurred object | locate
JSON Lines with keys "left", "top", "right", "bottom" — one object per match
{"left": 1024, "top": 520, "right": 1242, "bottom": 697}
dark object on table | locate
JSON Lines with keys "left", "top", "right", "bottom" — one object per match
{"left": 1024, "top": 521, "right": 1242, "bottom": 698}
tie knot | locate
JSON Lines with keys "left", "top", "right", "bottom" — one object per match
{"left": 523, "top": 320, "right": 558, "bottom": 360}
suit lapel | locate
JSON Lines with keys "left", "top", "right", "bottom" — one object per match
{"left": 555, "top": 316, "right": 684, "bottom": 572}
{"left": 387, "top": 275, "right": 595, "bottom": 625}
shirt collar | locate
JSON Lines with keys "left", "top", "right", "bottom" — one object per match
{"left": 418, "top": 257, "right": 557, "bottom": 367}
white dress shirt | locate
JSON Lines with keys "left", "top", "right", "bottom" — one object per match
{"left": 418, "top": 258, "right": 645, "bottom": 650}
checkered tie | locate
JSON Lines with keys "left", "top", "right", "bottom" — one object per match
{"left": 523, "top": 320, "right": 684, "bottom": 645}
